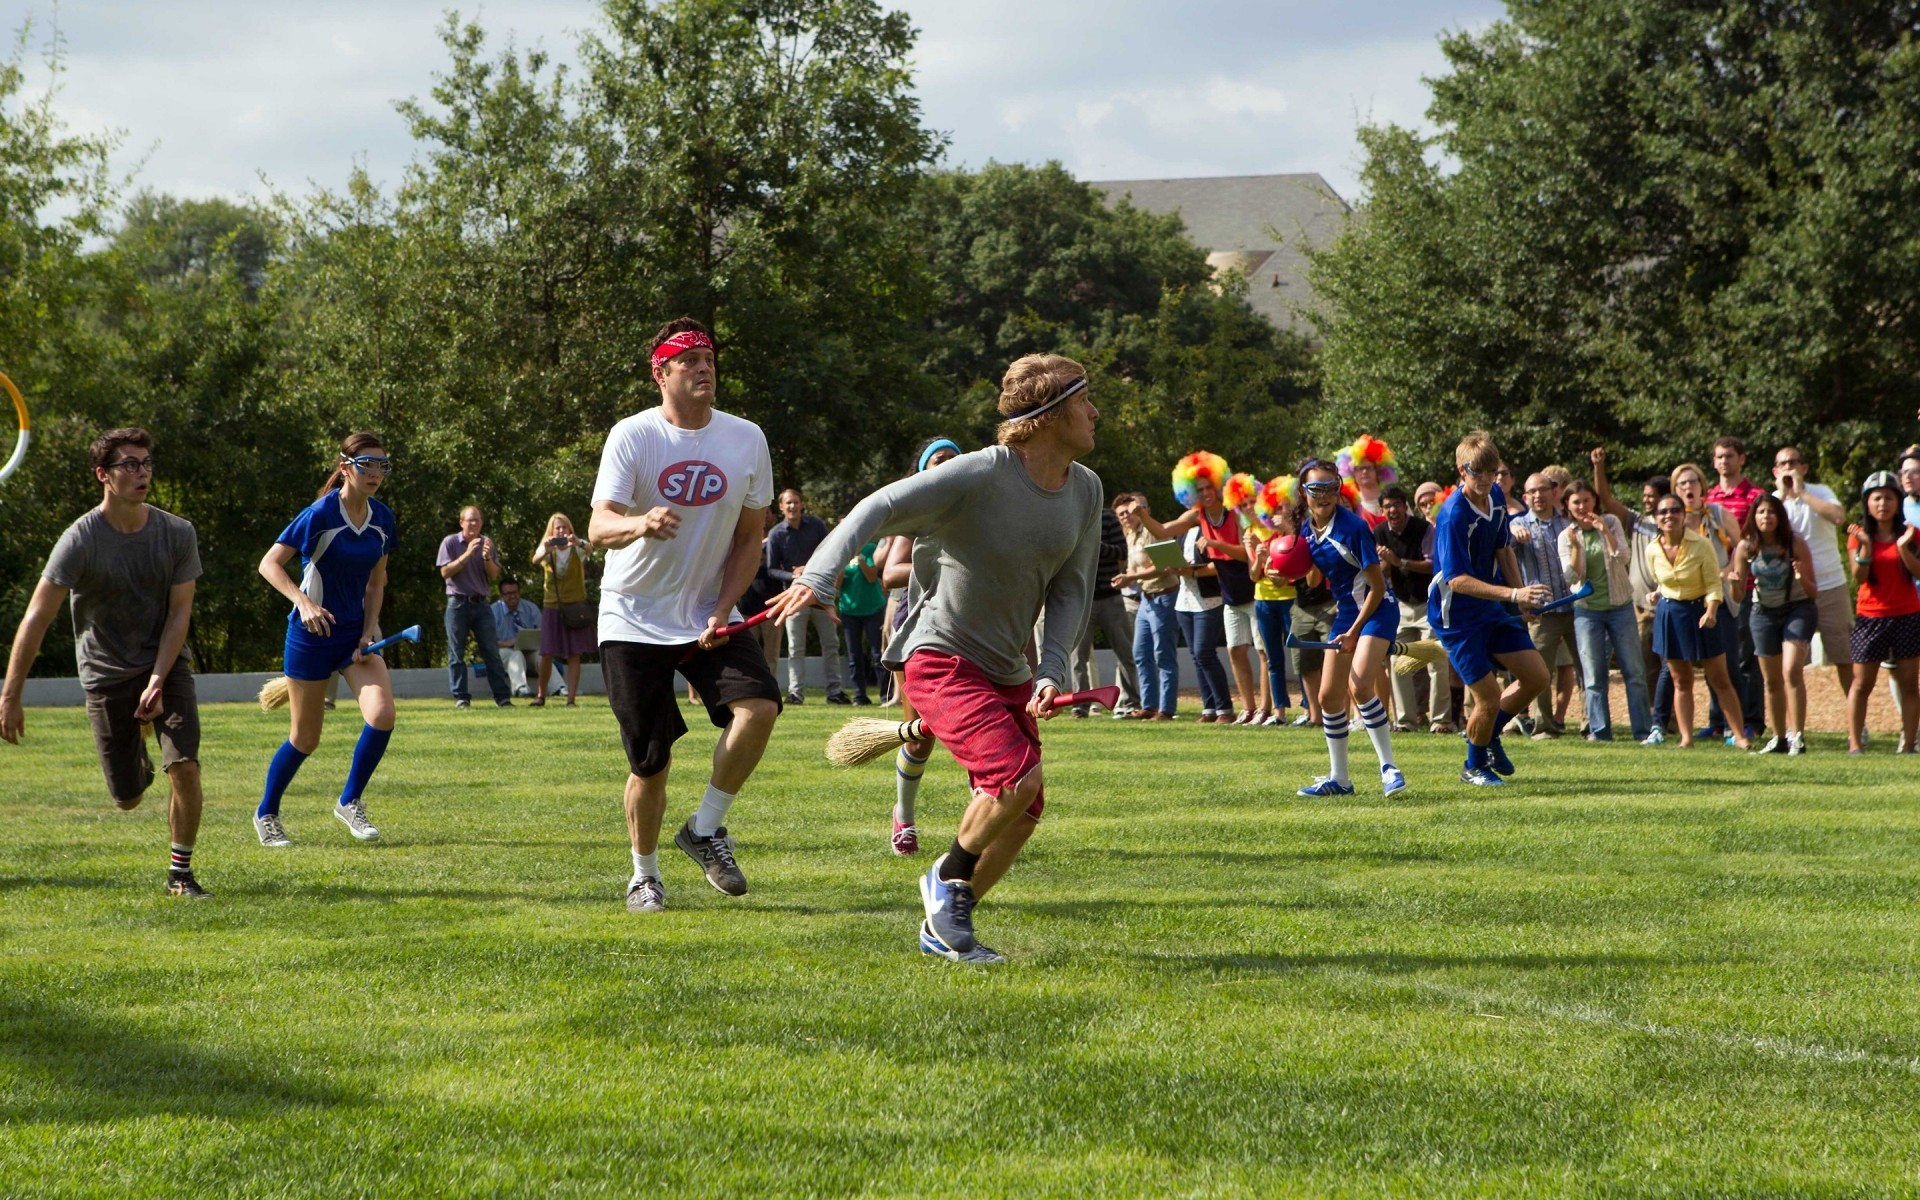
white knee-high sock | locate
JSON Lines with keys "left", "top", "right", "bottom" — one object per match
{"left": 895, "top": 745, "right": 928, "bottom": 823}
{"left": 693, "top": 783, "right": 736, "bottom": 837}
{"left": 1322, "top": 712, "right": 1352, "bottom": 786}
{"left": 1358, "top": 697, "right": 1396, "bottom": 769}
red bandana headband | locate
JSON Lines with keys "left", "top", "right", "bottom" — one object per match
{"left": 651, "top": 330, "right": 714, "bottom": 369}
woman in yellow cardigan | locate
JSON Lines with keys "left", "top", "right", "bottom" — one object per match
{"left": 1645, "top": 496, "right": 1752, "bottom": 749}
{"left": 531, "top": 512, "right": 596, "bottom": 707}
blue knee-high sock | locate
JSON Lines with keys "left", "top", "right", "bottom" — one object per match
{"left": 259, "top": 740, "right": 310, "bottom": 817}
{"left": 1491, "top": 707, "right": 1519, "bottom": 739}
{"left": 339, "top": 724, "right": 393, "bottom": 805}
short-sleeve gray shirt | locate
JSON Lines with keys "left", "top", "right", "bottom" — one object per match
{"left": 43, "top": 506, "right": 202, "bottom": 689}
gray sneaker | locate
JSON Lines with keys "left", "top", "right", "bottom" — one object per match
{"left": 626, "top": 877, "right": 666, "bottom": 913}
{"left": 333, "top": 798, "right": 380, "bottom": 841}
{"left": 254, "top": 812, "right": 292, "bottom": 848}
{"left": 674, "top": 819, "right": 747, "bottom": 896}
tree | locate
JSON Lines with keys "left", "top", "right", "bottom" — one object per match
{"left": 1310, "top": 1, "right": 1920, "bottom": 487}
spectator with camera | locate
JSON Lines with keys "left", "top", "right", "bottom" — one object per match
{"left": 532, "top": 512, "right": 596, "bottom": 707}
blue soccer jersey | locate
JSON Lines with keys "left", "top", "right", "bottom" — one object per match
{"left": 1307, "top": 504, "right": 1397, "bottom": 620}
{"left": 276, "top": 491, "right": 396, "bottom": 633}
{"left": 1428, "top": 484, "right": 1513, "bottom": 632}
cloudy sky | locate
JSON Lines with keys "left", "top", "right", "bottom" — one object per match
{"left": 21, "top": 0, "right": 1503, "bottom": 209}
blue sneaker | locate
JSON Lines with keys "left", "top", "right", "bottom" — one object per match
{"left": 1460, "top": 766, "right": 1506, "bottom": 786}
{"left": 919, "top": 857, "right": 978, "bottom": 954}
{"left": 1487, "top": 737, "right": 1516, "bottom": 777}
{"left": 1296, "top": 776, "right": 1356, "bottom": 797}
{"left": 1381, "top": 765, "right": 1409, "bottom": 796}
{"left": 919, "top": 919, "right": 1005, "bottom": 964}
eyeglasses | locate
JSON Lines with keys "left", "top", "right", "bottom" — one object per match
{"left": 106, "top": 457, "right": 155, "bottom": 474}
{"left": 1774, "top": 458, "right": 1804, "bottom": 468}
{"left": 348, "top": 456, "right": 393, "bottom": 474}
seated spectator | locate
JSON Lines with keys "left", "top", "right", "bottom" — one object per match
{"left": 1559, "top": 481, "right": 1650, "bottom": 742}
{"left": 491, "top": 577, "right": 542, "bottom": 698}
{"left": 1845, "top": 473, "right": 1920, "bottom": 754}
{"left": 1734, "top": 494, "right": 1818, "bottom": 755}
{"left": 531, "top": 512, "right": 596, "bottom": 708}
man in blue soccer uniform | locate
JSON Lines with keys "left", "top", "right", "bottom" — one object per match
{"left": 1428, "top": 432, "right": 1552, "bottom": 786}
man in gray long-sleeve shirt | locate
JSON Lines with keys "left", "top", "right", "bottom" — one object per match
{"left": 769, "top": 354, "right": 1101, "bottom": 964}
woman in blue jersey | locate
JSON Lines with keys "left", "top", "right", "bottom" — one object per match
{"left": 253, "top": 432, "right": 398, "bottom": 846}
{"left": 1294, "top": 459, "right": 1407, "bottom": 797}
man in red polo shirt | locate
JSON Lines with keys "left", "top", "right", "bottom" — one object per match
{"left": 1707, "top": 435, "right": 1766, "bottom": 736}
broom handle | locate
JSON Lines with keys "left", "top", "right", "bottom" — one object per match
{"left": 679, "top": 609, "right": 773, "bottom": 664}
{"left": 329, "top": 626, "right": 419, "bottom": 673}
{"left": 890, "top": 686, "right": 1114, "bottom": 746}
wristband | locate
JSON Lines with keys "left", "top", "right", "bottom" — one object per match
{"left": 1509, "top": 588, "right": 1518, "bottom": 603}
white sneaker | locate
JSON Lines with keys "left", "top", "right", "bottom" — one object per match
{"left": 1787, "top": 731, "right": 1806, "bottom": 756}
{"left": 1641, "top": 725, "right": 1665, "bottom": 746}
{"left": 334, "top": 798, "right": 380, "bottom": 841}
{"left": 254, "top": 812, "right": 291, "bottom": 848}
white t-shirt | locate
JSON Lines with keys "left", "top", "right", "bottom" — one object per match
{"left": 1174, "top": 527, "right": 1224, "bottom": 613}
{"left": 1774, "top": 482, "right": 1844, "bottom": 592}
{"left": 591, "top": 406, "right": 773, "bottom": 644}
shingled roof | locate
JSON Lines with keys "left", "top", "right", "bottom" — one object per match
{"left": 1089, "top": 173, "right": 1352, "bottom": 337}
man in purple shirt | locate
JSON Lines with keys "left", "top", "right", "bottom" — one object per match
{"left": 437, "top": 505, "right": 513, "bottom": 708}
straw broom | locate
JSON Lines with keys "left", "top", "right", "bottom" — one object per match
{"left": 825, "top": 685, "right": 1119, "bottom": 767}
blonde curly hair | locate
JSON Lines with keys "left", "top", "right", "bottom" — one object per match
{"left": 995, "top": 354, "right": 1088, "bottom": 446}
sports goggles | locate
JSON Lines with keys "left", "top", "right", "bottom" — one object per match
{"left": 348, "top": 455, "right": 394, "bottom": 474}
{"left": 1300, "top": 479, "right": 1342, "bottom": 495}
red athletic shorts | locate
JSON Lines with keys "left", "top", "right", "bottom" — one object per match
{"left": 902, "top": 650, "right": 1045, "bottom": 819}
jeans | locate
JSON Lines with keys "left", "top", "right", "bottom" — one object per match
{"left": 842, "top": 609, "right": 885, "bottom": 699}
{"left": 783, "top": 607, "right": 845, "bottom": 696}
{"left": 1574, "top": 603, "right": 1652, "bottom": 740}
{"left": 1072, "top": 593, "right": 1141, "bottom": 710}
{"left": 1709, "top": 600, "right": 1763, "bottom": 734}
{"left": 1177, "top": 606, "right": 1231, "bottom": 713}
{"left": 1253, "top": 599, "right": 1294, "bottom": 710}
{"left": 446, "top": 597, "right": 510, "bottom": 702}
{"left": 1134, "top": 591, "right": 1180, "bottom": 714}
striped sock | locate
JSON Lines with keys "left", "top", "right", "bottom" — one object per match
{"left": 1358, "top": 697, "right": 1395, "bottom": 770}
{"left": 169, "top": 844, "right": 192, "bottom": 873}
{"left": 895, "top": 745, "right": 928, "bottom": 824}
{"left": 1322, "top": 712, "right": 1352, "bottom": 786}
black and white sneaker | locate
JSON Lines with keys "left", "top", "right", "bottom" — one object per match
{"left": 785, "top": 690, "right": 805, "bottom": 706}
{"left": 919, "top": 856, "right": 978, "bottom": 954}
{"left": 166, "top": 870, "right": 211, "bottom": 899}
{"left": 673, "top": 819, "right": 748, "bottom": 896}
{"left": 626, "top": 877, "right": 666, "bottom": 912}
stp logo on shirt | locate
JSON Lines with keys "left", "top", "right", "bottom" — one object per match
{"left": 657, "top": 460, "right": 729, "bottom": 506}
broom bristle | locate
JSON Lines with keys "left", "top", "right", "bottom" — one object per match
{"left": 825, "top": 717, "right": 926, "bottom": 767}
{"left": 1390, "top": 639, "right": 1448, "bottom": 676}
{"left": 258, "top": 675, "right": 292, "bottom": 711}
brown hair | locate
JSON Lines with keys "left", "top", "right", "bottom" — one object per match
{"left": 995, "top": 354, "right": 1086, "bottom": 446}
{"left": 1743, "top": 492, "right": 1799, "bottom": 558}
{"left": 89, "top": 427, "right": 152, "bottom": 475}
{"left": 319, "top": 431, "right": 386, "bottom": 496}
{"left": 1455, "top": 431, "right": 1500, "bottom": 476}
{"left": 1713, "top": 435, "right": 1746, "bottom": 457}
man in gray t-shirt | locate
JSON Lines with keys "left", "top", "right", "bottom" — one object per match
{"left": 770, "top": 354, "right": 1102, "bottom": 965}
{"left": 1, "top": 427, "right": 209, "bottom": 898}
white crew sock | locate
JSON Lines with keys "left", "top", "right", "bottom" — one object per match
{"left": 1357, "top": 697, "right": 1396, "bottom": 769}
{"left": 630, "top": 849, "right": 658, "bottom": 886}
{"left": 692, "top": 783, "right": 737, "bottom": 838}
{"left": 1322, "top": 712, "right": 1352, "bottom": 786}
{"left": 895, "top": 745, "right": 928, "bottom": 824}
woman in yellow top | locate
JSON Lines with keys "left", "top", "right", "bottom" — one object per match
{"left": 1243, "top": 513, "right": 1295, "bottom": 726}
{"left": 1644, "top": 496, "right": 1751, "bottom": 749}
{"left": 531, "top": 512, "right": 595, "bottom": 707}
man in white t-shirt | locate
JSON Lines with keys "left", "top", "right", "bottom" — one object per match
{"left": 589, "top": 318, "right": 782, "bottom": 914}
{"left": 1771, "top": 445, "right": 1855, "bottom": 694}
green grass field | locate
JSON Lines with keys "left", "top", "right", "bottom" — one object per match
{"left": 4, "top": 695, "right": 1920, "bottom": 1197}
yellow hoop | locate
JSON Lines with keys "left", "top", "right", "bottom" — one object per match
{"left": 0, "top": 371, "right": 28, "bottom": 484}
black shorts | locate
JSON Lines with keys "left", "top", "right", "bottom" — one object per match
{"left": 600, "top": 635, "right": 782, "bottom": 778}
{"left": 83, "top": 659, "right": 200, "bottom": 806}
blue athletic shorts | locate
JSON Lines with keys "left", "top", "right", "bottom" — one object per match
{"left": 1335, "top": 601, "right": 1403, "bottom": 645}
{"left": 1436, "top": 612, "right": 1536, "bottom": 685}
{"left": 284, "top": 624, "right": 363, "bottom": 682}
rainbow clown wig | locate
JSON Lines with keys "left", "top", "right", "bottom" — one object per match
{"left": 1336, "top": 434, "right": 1398, "bottom": 487}
{"left": 1222, "top": 472, "right": 1260, "bottom": 511}
{"left": 1252, "top": 475, "right": 1296, "bottom": 531}
{"left": 1171, "top": 451, "right": 1230, "bottom": 509}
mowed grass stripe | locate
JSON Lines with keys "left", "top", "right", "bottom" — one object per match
{"left": 4, "top": 698, "right": 1920, "bottom": 1197}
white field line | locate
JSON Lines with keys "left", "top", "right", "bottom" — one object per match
{"left": 1303, "top": 966, "right": 1920, "bottom": 1075}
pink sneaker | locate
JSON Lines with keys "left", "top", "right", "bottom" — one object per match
{"left": 891, "top": 817, "right": 920, "bottom": 856}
